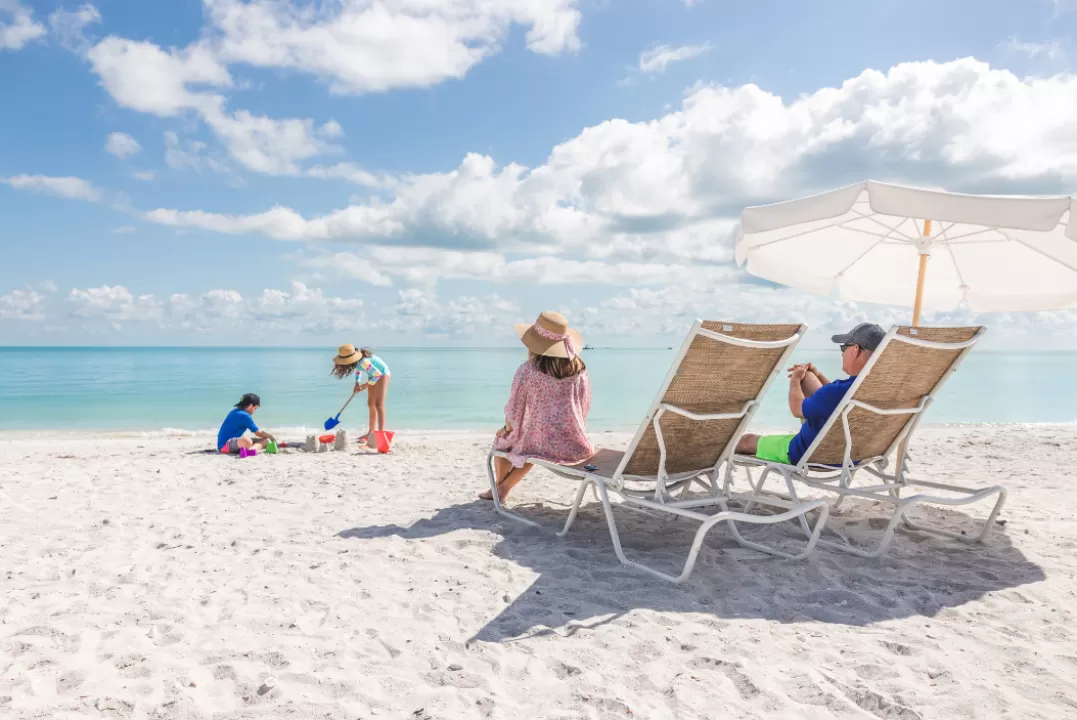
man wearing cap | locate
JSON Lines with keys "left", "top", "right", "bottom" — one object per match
{"left": 736, "top": 323, "right": 886, "bottom": 466}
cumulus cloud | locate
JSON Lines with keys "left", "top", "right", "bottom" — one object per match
{"left": 1, "top": 174, "right": 101, "bottom": 201}
{"left": 145, "top": 58, "right": 1077, "bottom": 263}
{"left": 48, "top": 2, "right": 101, "bottom": 53}
{"left": 638, "top": 42, "right": 711, "bottom": 73}
{"left": 0, "top": 289, "right": 44, "bottom": 320}
{"left": 375, "top": 287, "right": 520, "bottom": 337}
{"left": 134, "top": 170, "right": 157, "bottom": 182}
{"left": 66, "top": 281, "right": 365, "bottom": 334}
{"left": 0, "top": 0, "right": 45, "bottom": 51}
{"left": 87, "top": 37, "right": 232, "bottom": 117}
{"left": 204, "top": 0, "right": 581, "bottom": 94}
{"left": 81, "top": 0, "right": 581, "bottom": 175}
{"left": 105, "top": 131, "right": 142, "bottom": 158}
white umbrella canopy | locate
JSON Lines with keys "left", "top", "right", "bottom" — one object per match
{"left": 735, "top": 180, "right": 1077, "bottom": 319}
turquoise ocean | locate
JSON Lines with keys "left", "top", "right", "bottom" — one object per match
{"left": 0, "top": 347, "right": 1074, "bottom": 435}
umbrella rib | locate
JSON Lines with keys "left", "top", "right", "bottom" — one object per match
{"left": 1007, "top": 236, "right": 1077, "bottom": 275}
{"left": 940, "top": 226, "right": 972, "bottom": 304}
{"left": 748, "top": 217, "right": 885, "bottom": 250}
{"left": 832, "top": 236, "right": 888, "bottom": 280}
{"left": 847, "top": 209, "right": 918, "bottom": 241}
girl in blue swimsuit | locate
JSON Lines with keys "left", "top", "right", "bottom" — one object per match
{"left": 332, "top": 344, "right": 391, "bottom": 443}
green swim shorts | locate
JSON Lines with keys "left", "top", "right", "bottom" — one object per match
{"left": 755, "top": 434, "right": 796, "bottom": 465}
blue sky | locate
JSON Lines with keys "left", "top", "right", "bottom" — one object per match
{"left": 1, "top": 0, "right": 1076, "bottom": 346}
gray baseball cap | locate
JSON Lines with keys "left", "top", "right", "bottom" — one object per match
{"left": 831, "top": 322, "right": 886, "bottom": 351}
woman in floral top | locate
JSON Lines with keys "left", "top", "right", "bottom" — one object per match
{"left": 481, "top": 311, "right": 594, "bottom": 502}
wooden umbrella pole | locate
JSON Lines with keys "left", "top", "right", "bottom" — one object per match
{"left": 900, "top": 218, "right": 933, "bottom": 483}
{"left": 911, "top": 219, "right": 932, "bottom": 328}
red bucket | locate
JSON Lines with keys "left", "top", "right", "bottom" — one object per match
{"left": 373, "top": 430, "right": 395, "bottom": 454}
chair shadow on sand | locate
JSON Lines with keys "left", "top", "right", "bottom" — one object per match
{"left": 338, "top": 494, "right": 1044, "bottom": 643}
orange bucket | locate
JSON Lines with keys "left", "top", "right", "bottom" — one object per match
{"left": 373, "top": 430, "right": 395, "bottom": 454}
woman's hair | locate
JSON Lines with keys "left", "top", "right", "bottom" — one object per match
{"left": 235, "top": 393, "right": 261, "bottom": 409}
{"left": 531, "top": 354, "right": 586, "bottom": 380}
{"left": 330, "top": 361, "right": 358, "bottom": 380}
{"left": 360, "top": 347, "right": 373, "bottom": 358}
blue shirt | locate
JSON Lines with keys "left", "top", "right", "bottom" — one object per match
{"left": 217, "top": 408, "right": 259, "bottom": 450}
{"left": 788, "top": 377, "right": 856, "bottom": 465}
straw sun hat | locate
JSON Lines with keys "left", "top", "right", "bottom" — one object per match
{"left": 333, "top": 344, "right": 363, "bottom": 365}
{"left": 514, "top": 311, "right": 583, "bottom": 359}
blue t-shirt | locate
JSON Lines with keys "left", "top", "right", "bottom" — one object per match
{"left": 217, "top": 408, "right": 259, "bottom": 450}
{"left": 787, "top": 377, "right": 856, "bottom": 465}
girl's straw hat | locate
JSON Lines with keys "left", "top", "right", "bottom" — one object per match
{"left": 334, "top": 344, "right": 362, "bottom": 365}
{"left": 514, "top": 311, "right": 583, "bottom": 359}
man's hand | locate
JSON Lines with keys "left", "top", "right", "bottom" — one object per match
{"left": 789, "top": 365, "right": 808, "bottom": 383}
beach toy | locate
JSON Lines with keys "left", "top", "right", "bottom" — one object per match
{"left": 318, "top": 433, "right": 335, "bottom": 444}
{"left": 266, "top": 440, "right": 279, "bottom": 454}
{"left": 324, "top": 390, "right": 359, "bottom": 431}
{"left": 373, "top": 430, "right": 395, "bottom": 454}
{"left": 239, "top": 447, "right": 258, "bottom": 458}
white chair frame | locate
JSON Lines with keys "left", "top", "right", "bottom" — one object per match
{"left": 487, "top": 320, "right": 830, "bottom": 583}
{"left": 733, "top": 326, "right": 1007, "bottom": 559}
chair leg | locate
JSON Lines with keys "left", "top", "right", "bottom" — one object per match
{"left": 556, "top": 478, "right": 594, "bottom": 537}
{"left": 486, "top": 451, "right": 540, "bottom": 529}
{"left": 817, "top": 485, "right": 1008, "bottom": 558}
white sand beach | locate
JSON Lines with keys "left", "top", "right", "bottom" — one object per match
{"left": 1, "top": 426, "right": 1075, "bottom": 719}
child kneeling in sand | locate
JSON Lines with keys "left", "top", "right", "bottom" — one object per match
{"left": 481, "top": 311, "right": 594, "bottom": 502}
{"left": 217, "top": 393, "right": 277, "bottom": 454}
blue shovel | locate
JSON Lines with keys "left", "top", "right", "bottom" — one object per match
{"left": 324, "top": 390, "right": 358, "bottom": 431}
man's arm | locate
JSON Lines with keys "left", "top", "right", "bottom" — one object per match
{"left": 254, "top": 428, "right": 276, "bottom": 442}
{"left": 788, "top": 367, "right": 807, "bottom": 418}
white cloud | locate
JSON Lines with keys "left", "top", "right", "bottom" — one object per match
{"left": 376, "top": 287, "right": 519, "bottom": 337}
{"left": 0, "top": 289, "right": 44, "bottom": 320}
{"left": 134, "top": 170, "right": 157, "bottom": 182}
{"left": 82, "top": 0, "right": 582, "bottom": 176}
{"left": 306, "top": 162, "right": 389, "bottom": 188}
{"left": 1001, "top": 36, "right": 1067, "bottom": 61}
{"left": 639, "top": 42, "right": 711, "bottom": 73}
{"left": 39, "top": 280, "right": 59, "bottom": 293}
{"left": 0, "top": 0, "right": 45, "bottom": 51}
{"left": 113, "top": 226, "right": 136, "bottom": 234}
{"left": 303, "top": 247, "right": 727, "bottom": 288}
{"left": 204, "top": 0, "right": 581, "bottom": 95}
{"left": 87, "top": 37, "right": 232, "bottom": 117}
{"left": 48, "top": 3, "right": 101, "bottom": 53}
{"left": 105, "top": 131, "right": 142, "bottom": 159}
{"left": 66, "top": 281, "right": 365, "bottom": 334}
{"left": 199, "top": 103, "right": 343, "bottom": 175}
{"left": 164, "top": 131, "right": 230, "bottom": 174}
{"left": 145, "top": 58, "right": 1077, "bottom": 265}
{"left": 1, "top": 174, "right": 101, "bottom": 202}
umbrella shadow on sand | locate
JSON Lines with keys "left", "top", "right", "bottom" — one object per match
{"left": 338, "top": 494, "right": 1044, "bottom": 643}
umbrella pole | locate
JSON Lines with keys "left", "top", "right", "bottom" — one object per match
{"left": 900, "top": 218, "right": 933, "bottom": 483}
{"left": 911, "top": 219, "right": 932, "bottom": 327}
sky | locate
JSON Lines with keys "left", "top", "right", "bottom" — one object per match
{"left": 1, "top": 0, "right": 1076, "bottom": 348}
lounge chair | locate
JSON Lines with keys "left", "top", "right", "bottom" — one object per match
{"left": 487, "top": 320, "right": 830, "bottom": 584}
{"left": 733, "top": 325, "right": 1007, "bottom": 558}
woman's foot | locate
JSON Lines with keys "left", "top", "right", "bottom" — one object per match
{"left": 478, "top": 487, "right": 508, "bottom": 502}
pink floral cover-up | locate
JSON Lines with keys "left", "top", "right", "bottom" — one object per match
{"left": 493, "top": 360, "right": 595, "bottom": 468}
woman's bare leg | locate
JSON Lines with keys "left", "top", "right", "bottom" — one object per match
{"left": 480, "top": 456, "right": 533, "bottom": 501}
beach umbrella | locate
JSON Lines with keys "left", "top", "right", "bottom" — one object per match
{"left": 735, "top": 180, "right": 1077, "bottom": 324}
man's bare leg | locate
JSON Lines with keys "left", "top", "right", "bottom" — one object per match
{"left": 800, "top": 372, "right": 823, "bottom": 396}
{"left": 736, "top": 433, "right": 760, "bottom": 456}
